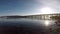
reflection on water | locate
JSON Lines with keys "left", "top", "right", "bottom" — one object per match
{"left": 0, "top": 18, "right": 57, "bottom": 34}
{"left": 44, "top": 20, "right": 55, "bottom": 26}
{"left": 0, "top": 18, "right": 56, "bottom": 29}
{"left": 45, "top": 20, "right": 50, "bottom": 26}
{"left": 0, "top": 18, "right": 56, "bottom": 26}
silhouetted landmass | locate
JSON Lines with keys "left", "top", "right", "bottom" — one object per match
{"left": 0, "top": 13, "right": 60, "bottom": 20}
{"left": 0, "top": 16, "right": 28, "bottom": 19}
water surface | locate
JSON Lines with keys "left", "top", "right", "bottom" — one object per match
{"left": 0, "top": 18, "right": 57, "bottom": 34}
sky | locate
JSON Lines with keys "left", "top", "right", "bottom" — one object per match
{"left": 0, "top": 0, "right": 60, "bottom": 16}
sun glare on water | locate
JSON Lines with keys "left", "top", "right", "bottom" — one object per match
{"left": 45, "top": 20, "right": 50, "bottom": 26}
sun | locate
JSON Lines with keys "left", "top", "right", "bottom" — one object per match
{"left": 41, "top": 7, "right": 53, "bottom": 14}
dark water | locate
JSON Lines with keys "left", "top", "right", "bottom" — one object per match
{"left": 0, "top": 18, "right": 57, "bottom": 34}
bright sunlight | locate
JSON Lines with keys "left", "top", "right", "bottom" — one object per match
{"left": 41, "top": 7, "right": 54, "bottom": 14}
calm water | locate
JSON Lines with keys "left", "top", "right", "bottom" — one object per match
{"left": 0, "top": 18, "right": 57, "bottom": 34}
